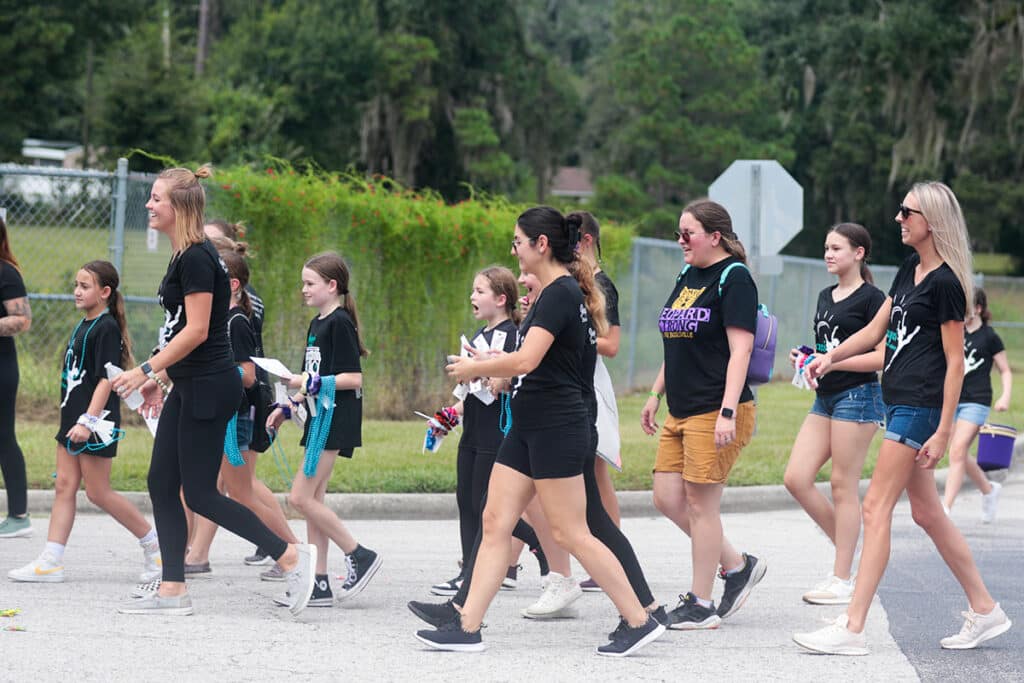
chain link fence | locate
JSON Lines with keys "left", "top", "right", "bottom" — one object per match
{"left": 612, "top": 237, "right": 1024, "bottom": 393}
{"left": 1, "top": 160, "right": 166, "bottom": 413}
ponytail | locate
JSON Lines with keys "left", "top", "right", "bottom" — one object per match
{"left": 305, "top": 252, "right": 370, "bottom": 357}
{"left": 0, "top": 216, "right": 20, "bottom": 272}
{"left": 218, "top": 248, "right": 253, "bottom": 319}
{"left": 81, "top": 260, "right": 133, "bottom": 368}
{"left": 568, "top": 256, "right": 608, "bottom": 338}
{"left": 341, "top": 291, "right": 370, "bottom": 357}
{"left": 974, "top": 287, "right": 991, "bottom": 325}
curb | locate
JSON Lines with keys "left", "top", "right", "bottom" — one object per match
{"left": 7, "top": 463, "right": 1021, "bottom": 521}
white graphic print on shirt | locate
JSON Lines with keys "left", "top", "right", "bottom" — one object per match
{"left": 815, "top": 314, "right": 842, "bottom": 353}
{"left": 885, "top": 295, "right": 921, "bottom": 372}
{"left": 158, "top": 304, "right": 182, "bottom": 350}
{"left": 964, "top": 341, "right": 984, "bottom": 375}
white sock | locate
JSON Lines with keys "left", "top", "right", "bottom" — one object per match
{"left": 139, "top": 529, "right": 158, "bottom": 547}
{"left": 44, "top": 541, "right": 66, "bottom": 563}
{"left": 695, "top": 596, "right": 713, "bottom": 609}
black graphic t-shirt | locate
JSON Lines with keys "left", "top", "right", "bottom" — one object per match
{"left": 960, "top": 325, "right": 1005, "bottom": 406}
{"left": 300, "top": 307, "right": 363, "bottom": 449}
{"left": 459, "top": 318, "right": 518, "bottom": 453}
{"left": 510, "top": 275, "right": 591, "bottom": 429}
{"left": 595, "top": 271, "right": 620, "bottom": 327}
{"left": 227, "top": 305, "right": 257, "bottom": 414}
{"left": 883, "top": 253, "right": 966, "bottom": 407}
{"left": 57, "top": 313, "right": 122, "bottom": 437}
{"left": 157, "top": 240, "right": 234, "bottom": 380}
{"left": 813, "top": 282, "right": 886, "bottom": 396}
{"left": 246, "top": 284, "right": 267, "bottom": 383}
{"left": 0, "top": 261, "right": 27, "bottom": 356}
{"left": 659, "top": 257, "right": 757, "bottom": 419}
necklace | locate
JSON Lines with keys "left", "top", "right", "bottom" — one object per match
{"left": 63, "top": 310, "right": 107, "bottom": 382}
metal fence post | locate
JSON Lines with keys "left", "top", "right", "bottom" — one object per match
{"left": 626, "top": 239, "right": 641, "bottom": 390}
{"left": 111, "top": 157, "right": 128, "bottom": 275}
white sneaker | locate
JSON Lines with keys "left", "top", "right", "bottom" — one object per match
{"left": 283, "top": 544, "right": 317, "bottom": 617}
{"left": 521, "top": 572, "right": 582, "bottom": 619}
{"left": 8, "top": 550, "right": 65, "bottom": 583}
{"left": 980, "top": 481, "right": 1002, "bottom": 524}
{"left": 139, "top": 539, "right": 162, "bottom": 582}
{"left": 793, "top": 614, "right": 869, "bottom": 655}
{"left": 940, "top": 603, "right": 1012, "bottom": 649}
{"left": 802, "top": 574, "right": 854, "bottom": 605}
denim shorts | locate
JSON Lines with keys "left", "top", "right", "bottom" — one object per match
{"left": 955, "top": 402, "right": 990, "bottom": 427}
{"left": 235, "top": 414, "right": 254, "bottom": 451}
{"left": 810, "top": 381, "right": 885, "bottom": 426}
{"left": 883, "top": 404, "right": 942, "bottom": 451}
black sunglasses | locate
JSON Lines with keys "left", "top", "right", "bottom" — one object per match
{"left": 674, "top": 229, "right": 715, "bottom": 243}
{"left": 898, "top": 204, "right": 924, "bottom": 219}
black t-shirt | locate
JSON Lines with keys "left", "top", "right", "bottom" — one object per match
{"left": 157, "top": 240, "right": 234, "bottom": 380}
{"left": 595, "top": 271, "right": 620, "bottom": 327}
{"left": 58, "top": 313, "right": 122, "bottom": 435}
{"left": 246, "top": 283, "right": 268, "bottom": 383}
{"left": 813, "top": 282, "right": 886, "bottom": 396}
{"left": 459, "top": 318, "right": 518, "bottom": 453}
{"left": 0, "top": 261, "right": 27, "bottom": 356}
{"left": 659, "top": 257, "right": 757, "bottom": 419}
{"left": 510, "top": 275, "right": 591, "bottom": 429}
{"left": 227, "top": 305, "right": 257, "bottom": 414}
{"left": 882, "top": 253, "right": 966, "bottom": 407}
{"left": 300, "top": 307, "right": 363, "bottom": 449}
{"left": 960, "top": 325, "right": 1005, "bottom": 406}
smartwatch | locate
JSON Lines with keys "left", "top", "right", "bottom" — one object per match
{"left": 720, "top": 407, "right": 735, "bottom": 419}
{"left": 140, "top": 361, "right": 156, "bottom": 379}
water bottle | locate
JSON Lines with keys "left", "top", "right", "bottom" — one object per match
{"left": 105, "top": 362, "right": 144, "bottom": 410}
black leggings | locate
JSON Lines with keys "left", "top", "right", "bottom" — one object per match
{"left": 0, "top": 353, "right": 26, "bottom": 518}
{"left": 149, "top": 369, "right": 287, "bottom": 582}
{"left": 455, "top": 455, "right": 654, "bottom": 607}
{"left": 456, "top": 444, "right": 543, "bottom": 572}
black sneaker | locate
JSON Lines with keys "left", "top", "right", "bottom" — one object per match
{"left": 716, "top": 553, "right": 766, "bottom": 619}
{"left": 415, "top": 616, "right": 485, "bottom": 652}
{"left": 337, "top": 545, "right": 382, "bottom": 602}
{"left": 597, "top": 616, "right": 666, "bottom": 657}
{"left": 244, "top": 547, "right": 273, "bottom": 566}
{"left": 608, "top": 606, "right": 668, "bottom": 639}
{"left": 667, "top": 592, "right": 721, "bottom": 630}
{"left": 408, "top": 599, "right": 460, "bottom": 627}
{"left": 309, "top": 575, "right": 334, "bottom": 607}
{"left": 430, "top": 574, "right": 463, "bottom": 597}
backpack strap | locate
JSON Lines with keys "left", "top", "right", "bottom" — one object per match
{"left": 717, "top": 262, "right": 750, "bottom": 297}
{"left": 226, "top": 311, "right": 249, "bottom": 343}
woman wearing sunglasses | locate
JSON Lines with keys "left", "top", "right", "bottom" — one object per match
{"left": 794, "top": 182, "right": 1011, "bottom": 655}
{"left": 641, "top": 199, "right": 766, "bottom": 631}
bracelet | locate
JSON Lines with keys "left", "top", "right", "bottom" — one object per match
{"left": 151, "top": 374, "right": 171, "bottom": 394}
{"left": 272, "top": 402, "right": 292, "bottom": 420}
{"left": 76, "top": 413, "right": 100, "bottom": 432}
{"left": 649, "top": 391, "right": 663, "bottom": 400}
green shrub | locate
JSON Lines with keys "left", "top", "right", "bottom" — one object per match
{"left": 209, "top": 164, "right": 632, "bottom": 417}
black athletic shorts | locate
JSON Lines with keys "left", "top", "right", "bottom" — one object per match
{"left": 496, "top": 421, "right": 588, "bottom": 480}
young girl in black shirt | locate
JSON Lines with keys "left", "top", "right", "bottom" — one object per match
{"left": 112, "top": 166, "right": 315, "bottom": 617}
{"left": 784, "top": 224, "right": 885, "bottom": 606}
{"left": 419, "top": 207, "right": 664, "bottom": 657}
{"left": 941, "top": 287, "right": 1012, "bottom": 520}
{"left": 796, "top": 181, "right": 1011, "bottom": 654}
{"left": 183, "top": 248, "right": 300, "bottom": 574}
{"left": 266, "top": 252, "right": 381, "bottom": 606}
{"left": 8, "top": 261, "right": 160, "bottom": 584}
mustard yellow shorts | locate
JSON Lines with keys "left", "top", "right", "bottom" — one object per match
{"left": 653, "top": 401, "right": 756, "bottom": 484}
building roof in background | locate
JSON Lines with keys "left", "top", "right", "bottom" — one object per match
{"left": 550, "top": 166, "right": 594, "bottom": 198}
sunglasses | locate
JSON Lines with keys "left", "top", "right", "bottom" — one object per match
{"left": 674, "top": 229, "right": 713, "bottom": 243}
{"left": 898, "top": 204, "right": 924, "bottom": 219}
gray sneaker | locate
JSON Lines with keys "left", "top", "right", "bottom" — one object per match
{"left": 260, "top": 564, "right": 286, "bottom": 582}
{"left": 117, "top": 591, "right": 193, "bottom": 616}
{"left": 0, "top": 515, "right": 32, "bottom": 539}
{"left": 283, "top": 544, "right": 317, "bottom": 617}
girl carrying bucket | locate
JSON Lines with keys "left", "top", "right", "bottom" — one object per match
{"left": 941, "top": 287, "right": 1012, "bottom": 521}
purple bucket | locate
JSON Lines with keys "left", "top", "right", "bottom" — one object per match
{"left": 977, "top": 423, "right": 1016, "bottom": 471}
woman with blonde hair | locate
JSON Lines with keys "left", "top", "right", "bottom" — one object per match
{"left": 794, "top": 181, "right": 1011, "bottom": 654}
{"left": 110, "top": 167, "right": 315, "bottom": 616}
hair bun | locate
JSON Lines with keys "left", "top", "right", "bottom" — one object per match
{"left": 193, "top": 165, "right": 213, "bottom": 180}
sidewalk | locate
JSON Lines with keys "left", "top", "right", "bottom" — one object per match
{"left": 0, "top": 507, "right": 936, "bottom": 681}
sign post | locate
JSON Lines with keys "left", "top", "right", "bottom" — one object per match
{"left": 709, "top": 160, "right": 803, "bottom": 276}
